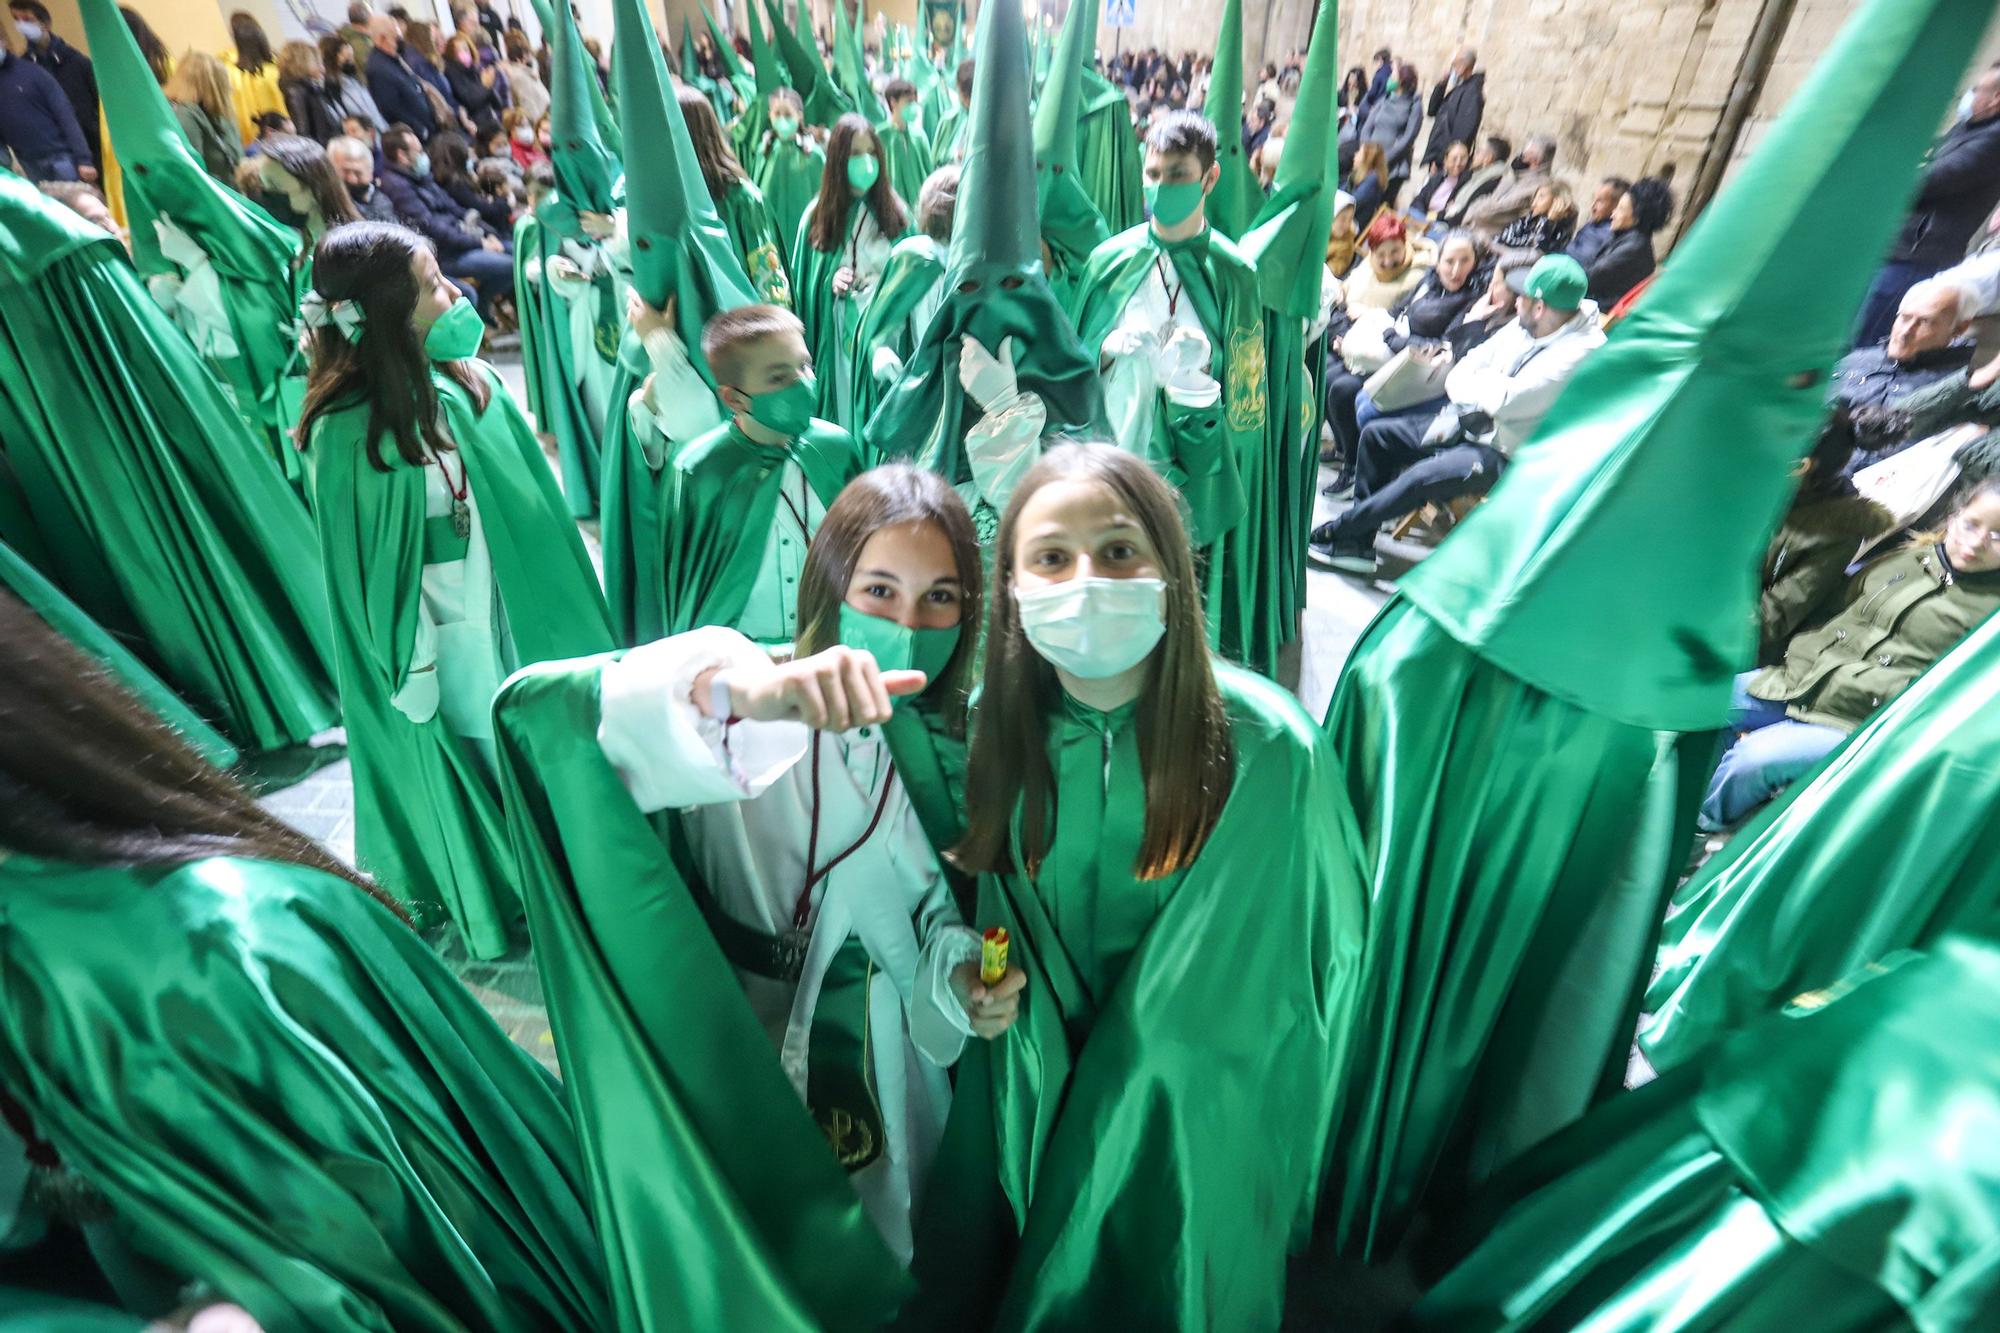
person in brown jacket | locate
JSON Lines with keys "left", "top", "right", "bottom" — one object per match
{"left": 1758, "top": 424, "right": 1901, "bottom": 663}
{"left": 1462, "top": 133, "right": 1555, "bottom": 241}
{"left": 1702, "top": 474, "right": 2000, "bottom": 829}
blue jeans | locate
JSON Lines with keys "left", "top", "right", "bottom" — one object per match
{"left": 441, "top": 243, "right": 515, "bottom": 319}
{"left": 1355, "top": 388, "right": 1445, "bottom": 435}
{"left": 1851, "top": 259, "right": 1937, "bottom": 349}
{"left": 1697, "top": 673, "right": 1847, "bottom": 831}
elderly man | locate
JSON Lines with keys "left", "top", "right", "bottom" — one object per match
{"left": 1309, "top": 254, "right": 1607, "bottom": 578}
{"left": 1564, "top": 175, "right": 1632, "bottom": 269}
{"left": 1464, "top": 133, "right": 1555, "bottom": 239}
{"left": 1832, "top": 277, "right": 1974, "bottom": 473}
{"left": 364, "top": 12, "right": 435, "bottom": 141}
{"left": 1421, "top": 48, "right": 1483, "bottom": 170}
{"left": 328, "top": 134, "right": 396, "bottom": 224}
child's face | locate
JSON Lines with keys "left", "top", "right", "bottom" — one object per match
{"left": 721, "top": 328, "right": 813, "bottom": 412}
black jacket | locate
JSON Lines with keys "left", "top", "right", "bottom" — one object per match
{"left": 1387, "top": 268, "right": 1486, "bottom": 341}
{"left": 280, "top": 76, "right": 345, "bottom": 144}
{"left": 21, "top": 34, "right": 97, "bottom": 166}
{"left": 379, "top": 163, "right": 487, "bottom": 256}
{"left": 1581, "top": 227, "right": 1657, "bottom": 306}
{"left": 1832, "top": 340, "right": 1977, "bottom": 473}
{"left": 1891, "top": 113, "right": 2000, "bottom": 267}
{"left": 442, "top": 174, "right": 511, "bottom": 232}
{"left": 1421, "top": 71, "right": 1483, "bottom": 167}
{"left": 366, "top": 47, "right": 436, "bottom": 140}
{"left": 445, "top": 61, "right": 504, "bottom": 137}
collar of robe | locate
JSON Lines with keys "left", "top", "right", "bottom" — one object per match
{"left": 1149, "top": 223, "right": 1213, "bottom": 258}
{"left": 1058, "top": 687, "right": 1140, "bottom": 734}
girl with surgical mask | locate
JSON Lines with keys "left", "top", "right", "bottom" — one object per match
{"left": 911, "top": 443, "right": 1367, "bottom": 1329}
{"left": 587, "top": 464, "right": 1017, "bottom": 1262}
{"left": 297, "top": 222, "right": 612, "bottom": 959}
{"left": 754, "top": 88, "right": 824, "bottom": 270}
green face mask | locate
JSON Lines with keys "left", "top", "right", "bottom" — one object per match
{"left": 1144, "top": 178, "right": 1206, "bottom": 228}
{"left": 737, "top": 370, "right": 818, "bottom": 438}
{"left": 837, "top": 602, "right": 959, "bottom": 696}
{"left": 772, "top": 113, "right": 800, "bottom": 140}
{"left": 846, "top": 152, "right": 880, "bottom": 193}
{"left": 422, "top": 297, "right": 484, "bottom": 361}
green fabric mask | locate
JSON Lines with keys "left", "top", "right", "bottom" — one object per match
{"left": 1145, "top": 179, "right": 1205, "bottom": 227}
{"left": 739, "top": 370, "right": 818, "bottom": 437}
{"left": 423, "top": 297, "right": 485, "bottom": 360}
{"left": 772, "top": 113, "right": 800, "bottom": 140}
{"left": 837, "top": 602, "right": 959, "bottom": 693}
{"left": 847, "top": 152, "right": 881, "bottom": 193}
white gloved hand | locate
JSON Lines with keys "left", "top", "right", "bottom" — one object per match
{"left": 959, "top": 335, "right": 1022, "bottom": 410}
{"left": 1157, "top": 327, "right": 1221, "bottom": 407}
{"left": 545, "top": 255, "right": 586, "bottom": 284}
{"left": 1100, "top": 324, "right": 1159, "bottom": 364}
{"left": 872, "top": 344, "right": 906, "bottom": 384}
{"left": 145, "top": 271, "right": 183, "bottom": 316}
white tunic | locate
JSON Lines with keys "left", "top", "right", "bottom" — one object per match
{"left": 1099, "top": 252, "right": 1223, "bottom": 463}
{"left": 596, "top": 627, "right": 978, "bottom": 1263}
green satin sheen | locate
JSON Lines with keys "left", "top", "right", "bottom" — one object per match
{"left": 758, "top": 138, "right": 827, "bottom": 276}
{"left": 717, "top": 177, "right": 795, "bottom": 307}
{"left": 793, "top": 200, "right": 910, "bottom": 427}
{"left": 1415, "top": 935, "right": 2000, "bottom": 1331}
{"left": 846, "top": 236, "right": 945, "bottom": 442}
{"left": 1202, "top": 0, "right": 1261, "bottom": 241}
{"left": 0, "top": 855, "right": 607, "bottom": 1330}
{"left": 0, "top": 172, "right": 337, "bottom": 752}
{"left": 0, "top": 1288, "right": 141, "bottom": 1330}
{"left": 1030, "top": 0, "right": 1111, "bottom": 301}
{"left": 305, "top": 368, "right": 612, "bottom": 956}
{"left": 880, "top": 124, "right": 936, "bottom": 216}
{"left": 1641, "top": 605, "right": 2000, "bottom": 1073}
{"left": 491, "top": 658, "right": 914, "bottom": 1332}
{"left": 1078, "top": 72, "right": 1143, "bottom": 234}
{"left": 906, "top": 665, "right": 1366, "bottom": 1330}
{"left": 521, "top": 200, "right": 618, "bottom": 517}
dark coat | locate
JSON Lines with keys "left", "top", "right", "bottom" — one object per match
{"left": 21, "top": 34, "right": 97, "bottom": 166}
{"left": 379, "top": 162, "right": 486, "bottom": 255}
{"left": 366, "top": 47, "right": 437, "bottom": 140}
{"left": 0, "top": 50, "right": 91, "bottom": 171}
{"left": 1581, "top": 227, "right": 1657, "bottom": 306}
{"left": 347, "top": 179, "right": 400, "bottom": 225}
{"left": 1565, "top": 217, "right": 1615, "bottom": 269}
{"left": 445, "top": 60, "right": 504, "bottom": 137}
{"left": 1890, "top": 112, "right": 2000, "bottom": 268}
{"left": 280, "top": 76, "right": 346, "bottom": 144}
{"left": 1359, "top": 91, "right": 1422, "bottom": 180}
{"left": 1759, "top": 488, "right": 1900, "bottom": 664}
{"left": 1421, "top": 71, "right": 1483, "bottom": 167}
{"left": 442, "top": 174, "right": 511, "bottom": 232}
{"left": 1831, "top": 340, "right": 1978, "bottom": 473}
{"left": 1387, "top": 267, "right": 1485, "bottom": 341}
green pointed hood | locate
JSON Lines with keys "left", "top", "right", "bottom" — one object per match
{"left": 700, "top": 4, "right": 757, "bottom": 103}
{"left": 1397, "top": 0, "right": 1995, "bottom": 733}
{"left": 1237, "top": 0, "right": 1336, "bottom": 315}
{"left": 1031, "top": 0, "right": 1109, "bottom": 274}
{"left": 1204, "top": 0, "right": 1261, "bottom": 240}
{"left": 832, "top": 0, "right": 886, "bottom": 125}
{"left": 745, "top": 0, "right": 786, "bottom": 97}
{"left": 865, "top": 0, "right": 1103, "bottom": 474}
{"left": 534, "top": 0, "right": 619, "bottom": 211}
{"left": 765, "top": 0, "right": 851, "bottom": 123}
{"left": 611, "top": 0, "right": 757, "bottom": 383}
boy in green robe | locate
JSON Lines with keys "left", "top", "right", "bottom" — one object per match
{"left": 929, "top": 60, "right": 973, "bottom": 162}
{"left": 1071, "top": 110, "right": 1274, "bottom": 663}
{"left": 880, "top": 78, "right": 935, "bottom": 209}
{"left": 755, "top": 88, "right": 826, "bottom": 262}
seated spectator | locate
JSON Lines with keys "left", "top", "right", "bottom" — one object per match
{"left": 166, "top": 52, "right": 243, "bottom": 184}
{"left": 319, "top": 32, "right": 387, "bottom": 133}
{"left": 1252, "top": 133, "right": 1283, "bottom": 191}
{"left": 1349, "top": 141, "right": 1390, "bottom": 231}
{"left": 443, "top": 32, "right": 502, "bottom": 140}
{"left": 1700, "top": 476, "right": 2000, "bottom": 831}
{"left": 376, "top": 125, "right": 513, "bottom": 320}
{"left": 1758, "top": 426, "right": 1899, "bottom": 666}
{"left": 431, "top": 129, "right": 510, "bottom": 231}
{"left": 1828, "top": 277, "right": 1974, "bottom": 474}
{"left": 1565, "top": 174, "right": 1631, "bottom": 269}
{"left": 0, "top": 39, "right": 94, "bottom": 182}
{"left": 1464, "top": 133, "right": 1555, "bottom": 239}
{"left": 364, "top": 13, "right": 437, "bottom": 141}
{"left": 1492, "top": 179, "right": 1577, "bottom": 265}
{"left": 1341, "top": 212, "right": 1435, "bottom": 314}
{"left": 1308, "top": 254, "right": 1606, "bottom": 577}
{"left": 278, "top": 38, "right": 344, "bottom": 143}
{"left": 1325, "top": 189, "right": 1359, "bottom": 278}
{"left": 328, "top": 132, "right": 396, "bottom": 223}
{"left": 1359, "top": 61, "right": 1423, "bottom": 186}
{"left": 475, "top": 124, "right": 519, "bottom": 184}
{"left": 1410, "top": 140, "right": 1470, "bottom": 234}
{"left": 501, "top": 28, "right": 548, "bottom": 125}
{"left": 1435, "top": 135, "right": 1510, "bottom": 230}
{"left": 501, "top": 106, "right": 542, "bottom": 172}
{"left": 1580, "top": 175, "right": 1673, "bottom": 306}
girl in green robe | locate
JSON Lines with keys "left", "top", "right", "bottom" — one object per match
{"left": 678, "top": 82, "right": 795, "bottom": 307}
{"left": 848, "top": 164, "right": 957, "bottom": 439}
{"left": 794, "top": 114, "right": 912, "bottom": 431}
{"left": 755, "top": 89, "right": 826, "bottom": 269}
{"left": 0, "top": 591, "right": 608, "bottom": 1331}
{"left": 298, "top": 221, "right": 613, "bottom": 959}
{"left": 907, "top": 443, "right": 1366, "bottom": 1331}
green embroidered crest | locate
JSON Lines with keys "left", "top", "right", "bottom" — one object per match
{"left": 746, "top": 242, "right": 793, "bottom": 308}
{"left": 1227, "top": 322, "right": 1267, "bottom": 433}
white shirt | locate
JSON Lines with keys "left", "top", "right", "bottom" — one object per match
{"left": 735, "top": 460, "right": 823, "bottom": 646}
{"left": 1446, "top": 300, "right": 1608, "bottom": 456}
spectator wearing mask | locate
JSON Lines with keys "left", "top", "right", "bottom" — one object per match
{"left": 1348, "top": 141, "right": 1390, "bottom": 232}
{"left": 329, "top": 132, "right": 396, "bottom": 223}
{"left": 1828, "top": 278, "right": 1974, "bottom": 474}
{"left": 1565, "top": 174, "right": 1631, "bottom": 269}
{"left": 1853, "top": 63, "right": 2000, "bottom": 347}
{"left": 377, "top": 126, "right": 513, "bottom": 320}
{"left": 0, "top": 38, "right": 93, "bottom": 182}
{"left": 505, "top": 107, "right": 544, "bottom": 171}
{"left": 1341, "top": 211, "right": 1433, "bottom": 314}
{"left": 1411, "top": 140, "right": 1471, "bottom": 232}
{"left": 166, "top": 53, "right": 242, "bottom": 184}
{"left": 1421, "top": 48, "right": 1482, "bottom": 171}
{"left": 1359, "top": 61, "right": 1422, "bottom": 186}
{"left": 500, "top": 29, "right": 547, "bottom": 126}
{"left": 1324, "top": 189, "right": 1359, "bottom": 278}
{"left": 278, "top": 39, "right": 344, "bottom": 143}
{"left": 443, "top": 32, "right": 502, "bottom": 141}
{"left": 1701, "top": 477, "right": 2000, "bottom": 831}
{"left": 1435, "top": 134, "right": 1510, "bottom": 229}
{"left": 1309, "top": 254, "right": 1606, "bottom": 577}
{"left": 431, "top": 130, "right": 510, "bottom": 231}
{"left": 1580, "top": 175, "right": 1673, "bottom": 306}
{"left": 318, "top": 33, "right": 385, "bottom": 132}
{"left": 1758, "top": 426, "right": 1899, "bottom": 667}
{"left": 10, "top": 2, "right": 96, "bottom": 167}
{"left": 1464, "top": 133, "right": 1555, "bottom": 238}
{"left": 222, "top": 11, "right": 286, "bottom": 145}
{"left": 1492, "top": 180, "right": 1577, "bottom": 265}
{"left": 365, "top": 14, "right": 436, "bottom": 140}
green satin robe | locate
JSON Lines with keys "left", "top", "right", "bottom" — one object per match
{"left": 880, "top": 123, "right": 935, "bottom": 214}
{"left": 0, "top": 854, "right": 608, "bottom": 1330}
{"left": 1322, "top": 598, "right": 1698, "bottom": 1260}
{"left": 607, "top": 418, "right": 860, "bottom": 646}
{"left": 792, "top": 200, "right": 910, "bottom": 429}
{"left": 518, "top": 197, "right": 623, "bottom": 518}
{"left": 491, "top": 657, "right": 918, "bottom": 1332}
{"left": 755, "top": 135, "right": 827, "bottom": 276}
{"left": 1640, "top": 606, "right": 2000, "bottom": 1074}
{"left": 906, "top": 665, "right": 1367, "bottom": 1331}
{"left": 1077, "top": 74, "right": 1143, "bottom": 235}
{"left": 0, "top": 1289, "right": 140, "bottom": 1331}
{"left": 846, "top": 235, "right": 945, "bottom": 443}
{"left": 0, "top": 172, "right": 337, "bottom": 752}
{"left": 716, "top": 176, "right": 795, "bottom": 307}
{"left": 305, "top": 366, "right": 612, "bottom": 957}
{"left": 513, "top": 209, "right": 553, "bottom": 425}
{"left": 927, "top": 103, "right": 966, "bottom": 163}
{"left": 1414, "top": 934, "right": 2000, "bottom": 1331}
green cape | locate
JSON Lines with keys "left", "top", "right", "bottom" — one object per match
{"left": 0, "top": 854, "right": 607, "bottom": 1330}
{"left": 831, "top": 0, "right": 886, "bottom": 125}
{"left": 845, "top": 234, "right": 946, "bottom": 440}
{"left": 730, "top": 0, "right": 787, "bottom": 172}
{"left": 714, "top": 175, "right": 796, "bottom": 307}
{"left": 520, "top": 199, "right": 622, "bottom": 518}
{"left": 1029, "top": 0, "right": 1111, "bottom": 299}
{"left": 880, "top": 122, "right": 936, "bottom": 217}
{"left": 304, "top": 367, "right": 612, "bottom": 957}
{"left": 765, "top": 0, "right": 850, "bottom": 125}
{"left": 904, "top": 665, "right": 1366, "bottom": 1329}
{"left": 1415, "top": 935, "right": 2000, "bottom": 1331}
{"left": 1077, "top": 59, "right": 1143, "bottom": 234}
{"left": 1640, "top": 604, "right": 2000, "bottom": 1073}
{"left": 491, "top": 657, "right": 914, "bottom": 1332}
{"left": 0, "top": 171, "right": 336, "bottom": 752}
{"left": 757, "top": 136, "right": 827, "bottom": 273}
{"left": 792, "top": 195, "right": 913, "bottom": 427}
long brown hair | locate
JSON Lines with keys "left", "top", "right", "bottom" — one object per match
{"left": 296, "top": 221, "right": 490, "bottom": 471}
{"left": 1349, "top": 140, "right": 1388, "bottom": 193}
{"left": 676, "top": 83, "right": 750, "bottom": 206}
{"left": 956, "top": 444, "right": 1235, "bottom": 880}
{"left": 169, "top": 50, "right": 237, "bottom": 125}
{"left": 0, "top": 592, "right": 400, "bottom": 916}
{"left": 807, "top": 113, "right": 908, "bottom": 253}
{"left": 793, "top": 465, "right": 983, "bottom": 736}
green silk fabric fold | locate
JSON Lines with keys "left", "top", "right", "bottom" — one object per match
{"left": 491, "top": 657, "right": 913, "bottom": 1332}
{"left": 881, "top": 124, "right": 936, "bottom": 216}
{"left": 757, "top": 138, "right": 828, "bottom": 276}
{"left": 845, "top": 235, "right": 945, "bottom": 444}
{"left": 717, "top": 178, "right": 795, "bottom": 307}
{"left": 521, "top": 200, "right": 617, "bottom": 517}
{"left": 1077, "top": 72, "right": 1143, "bottom": 235}
{"left": 0, "top": 855, "right": 608, "bottom": 1331}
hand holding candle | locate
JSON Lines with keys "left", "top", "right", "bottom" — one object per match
{"left": 954, "top": 929, "right": 1025, "bottom": 1039}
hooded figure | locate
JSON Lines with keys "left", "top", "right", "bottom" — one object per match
{"left": 519, "top": 0, "right": 626, "bottom": 517}
{"left": 767, "top": 0, "right": 850, "bottom": 126}
{"left": 863, "top": 0, "right": 1104, "bottom": 543}
{"left": 1031, "top": 0, "right": 1111, "bottom": 303}
{"left": 0, "top": 168, "right": 337, "bottom": 754}
{"left": 1203, "top": 0, "right": 1264, "bottom": 242}
{"left": 1321, "top": 0, "right": 1992, "bottom": 1262}
{"left": 1074, "top": 5, "right": 1143, "bottom": 233}
{"left": 749, "top": 2, "right": 824, "bottom": 264}
{"left": 78, "top": 0, "right": 305, "bottom": 484}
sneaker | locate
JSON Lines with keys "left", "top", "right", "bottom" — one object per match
{"left": 1307, "top": 531, "right": 1377, "bottom": 576}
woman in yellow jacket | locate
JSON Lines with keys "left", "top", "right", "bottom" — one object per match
{"left": 221, "top": 11, "right": 285, "bottom": 145}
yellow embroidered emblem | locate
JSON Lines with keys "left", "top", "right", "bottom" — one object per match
{"left": 747, "top": 243, "right": 793, "bottom": 308}
{"left": 1227, "top": 323, "right": 1267, "bottom": 433}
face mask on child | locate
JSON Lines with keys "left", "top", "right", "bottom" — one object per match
{"left": 734, "top": 371, "right": 817, "bottom": 438}
{"left": 1013, "top": 577, "right": 1167, "bottom": 679}
{"left": 423, "top": 297, "right": 485, "bottom": 360}
{"left": 772, "top": 113, "right": 800, "bottom": 141}
{"left": 837, "top": 605, "right": 958, "bottom": 696}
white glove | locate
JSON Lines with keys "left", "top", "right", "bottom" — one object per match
{"left": 966, "top": 392, "right": 1046, "bottom": 514}
{"left": 545, "top": 255, "right": 586, "bottom": 284}
{"left": 1156, "top": 327, "right": 1221, "bottom": 407}
{"left": 391, "top": 663, "right": 440, "bottom": 725}
{"left": 872, "top": 344, "right": 906, "bottom": 385}
{"left": 145, "top": 271, "right": 183, "bottom": 316}
{"left": 1100, "top": 324, "right": 1159, "bottom": 364}
{"left": 959, "top": 335, "right": 1022, "bottom": 410}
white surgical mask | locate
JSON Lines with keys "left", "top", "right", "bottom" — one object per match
{"left": 1014, "top": 576, "right": 1167, "bottom": 680}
